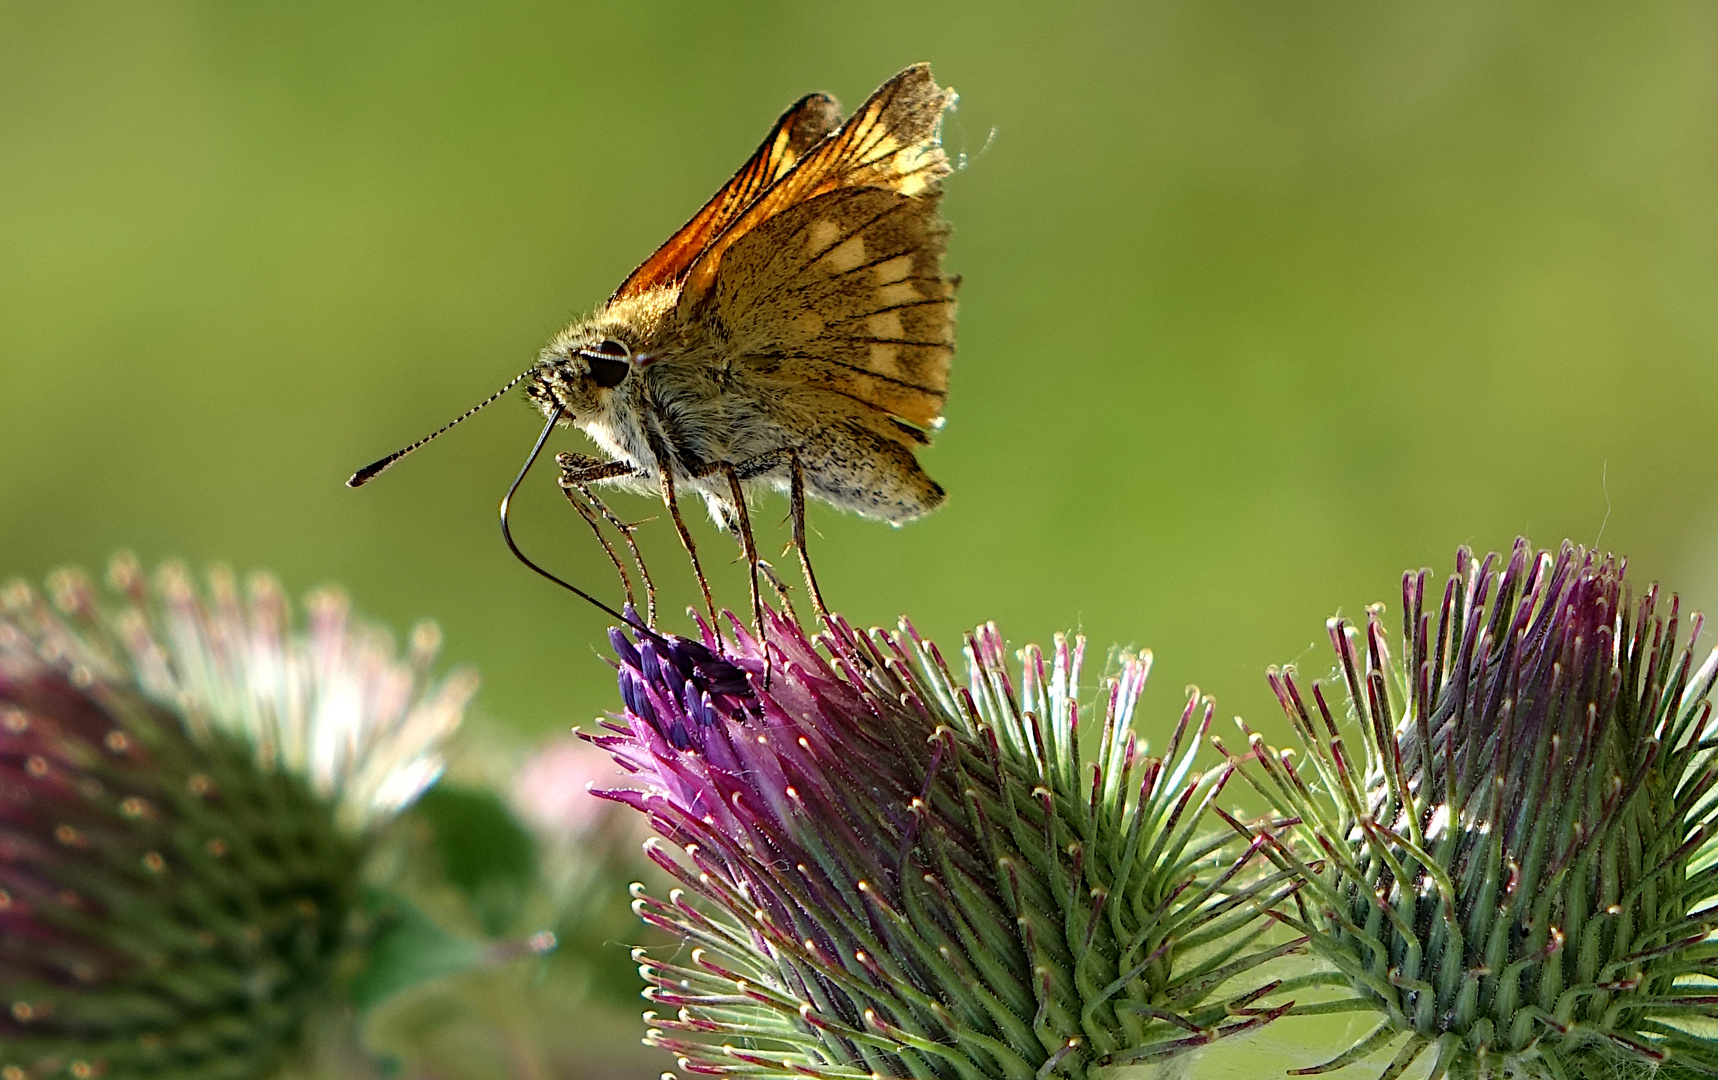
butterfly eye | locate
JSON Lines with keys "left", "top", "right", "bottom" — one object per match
{"left": 579, "top": 340, "right": 632, "bottom": 388}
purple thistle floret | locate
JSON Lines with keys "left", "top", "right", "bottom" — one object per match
{"left": 590, "top": 609, "right": 1300, "bottom": 1079}
{"left": 1224, "top": 540, "right": 1718, "bottom": 1080}
{"left": 0, "top": 556, "right": 473, "bottom": 1080}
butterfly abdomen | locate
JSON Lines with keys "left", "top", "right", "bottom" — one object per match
{"left": 754, "top": 390, "right": 945, "bottom": 523}
{"left": 804, "top": 421, "right": 946, "bottom": 523}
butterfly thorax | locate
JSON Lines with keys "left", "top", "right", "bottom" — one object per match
{"left": 526, "top": 287, "right": 781, "bottom": 493}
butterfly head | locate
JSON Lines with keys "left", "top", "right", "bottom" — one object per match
{"left": 526, "top": 328, "right": 641, "bottom": 425}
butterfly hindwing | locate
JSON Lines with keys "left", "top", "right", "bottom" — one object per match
{"left": 610, "top": 91, "right": 843, "bottom": 302}
{"left": 711, "top": 184, "right": 957, "bottom": 431}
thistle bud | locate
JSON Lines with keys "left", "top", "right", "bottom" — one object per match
{"left": 0, "top": 556, "right": 475, "bottom": 1079}
{"left": 1227, "top": 540, "right": 1718, "bottom": 1080}
{"left": 591, "top": 610, "right": 1297, "bottom": 1079}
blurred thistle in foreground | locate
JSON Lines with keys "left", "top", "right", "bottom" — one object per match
{"left": 509, "top": 736, "right": 659, "bottom": 1005}
{"left": 514, "top": 735, "right": 655, "bottom": 921}
{"left": 591, "top": 609, "right": 1299, "bottom": 1079}
{"left": 1225, "top": 540, "right": 1718, "bottom": 1080}
{"left": 0, "top": 555, "right": 475, "bottom": 1080}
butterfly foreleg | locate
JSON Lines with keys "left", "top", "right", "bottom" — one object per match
{"left": 559, "top": 474, "right": 638, "bottom": 617}
{"left": 555, "top": 452, "right": 658, "bottom": 626}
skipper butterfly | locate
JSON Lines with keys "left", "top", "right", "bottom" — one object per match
{"left": 351, "top": 64, "right": 960, "bottom": 643}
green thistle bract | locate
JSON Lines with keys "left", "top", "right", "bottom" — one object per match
{"left": 0, "top": 556, "right": 475, "bottom": 1080}
{"left": 1226, "top": 540, "right": 1718, "bottom": 1080}
{"left": 593, "top": 610, "right": 1298, "bottom": 1079}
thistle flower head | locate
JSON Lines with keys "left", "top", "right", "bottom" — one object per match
{"left": 0, "top": 555, "right": 475, "bottom": 1080}
{"left": 1229, "top": 540, "right": 1718, "bottom": 1080}
{"left": 591, "top": 610, "right": 1297, "bottom": 1079}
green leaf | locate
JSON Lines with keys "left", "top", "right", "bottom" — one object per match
{"left": 413, "top": 783, "right": 539, "bottom": 936}
{"left": 347, "top": 888, "right": 488, "bottom": 1013}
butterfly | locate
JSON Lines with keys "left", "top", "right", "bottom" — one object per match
{"left": 351, "top": 64, "right": 960, "bottom": 644}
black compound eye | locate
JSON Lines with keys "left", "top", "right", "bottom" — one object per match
{"left": 580, "top": 340, "right": 631, "bottom": 388}
{"left": 586, "top": 355, "right": 630, "bottom": 388}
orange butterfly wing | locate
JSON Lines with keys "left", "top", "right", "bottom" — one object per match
{"left": 681, "top": 64, "right": 959, "bottom": 431}
{"left": 610, "top": 92, "right": 843, "bottom": 302}
{"left": 675, "top": 64, "right": 955, "bottom": 308}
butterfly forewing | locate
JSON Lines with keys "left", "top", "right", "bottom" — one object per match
{"left": 611, "top": 92, "right": 844, "bottom": 302}
{"left": 676, "top": 63, "right": 955, "bottom": 307}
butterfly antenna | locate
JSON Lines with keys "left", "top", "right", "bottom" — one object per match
{"left": 500, "top": 407, "right": 665, "bottom": 643}
{"left": 347, "top": 367, "right": 535, "bottom": 487}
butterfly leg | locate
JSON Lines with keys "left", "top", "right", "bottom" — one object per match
{"left": 755, "top": 560, "right": 802, "bottom": 627}
{"left": 556, "top": 452, "right": 658, "bottom": 626}
{"left": 785, "top": 451, "right": 831, "bottom": 627}
{"left": 722, "top": 448, "right": 831, "bottom": 628}
{"left": 700, "top": 448, "right": 829, "bottom": 630}
{"left": 645, "top": 435, "right": 720, "bottom": 633}
{"left": 560, "top": 478, "right": 637, "bottom": 613}
{"left": 681, "top": 458, "right": 770, "bottom": 663}
{"left": 712, "top": 462, "right": 767, "bottom": 659}
{"left": 581, "top": 487, "right": 658, "bottom": 627}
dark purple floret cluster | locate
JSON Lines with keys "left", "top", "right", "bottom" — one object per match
{"left": 607, "top": 619, "right": 757, "bottom": 754}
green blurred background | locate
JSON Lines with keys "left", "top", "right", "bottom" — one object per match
{"left": 4, "top": 3, "right": 1716, "bottom": 771}
{"left": 5, "top": 3, "right": 1717, "bottom": 1075}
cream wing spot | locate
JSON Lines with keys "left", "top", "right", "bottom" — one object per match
{"left": 867, "top": 311, "right": 904, "bottom": 337}
{"left": 875, "top": 255, "right": 913, "bottom": 284}
{"left": 900, "top": 157, "right": 941, "bottom": 195}
{"left": 868, "top": 342, "right": 901, "bottom": 375}
{"left": 878, "top": 281, "right": 920, "bottom": 306}
{"left": 824, "top": 235, "right": 868, "bottom": 274}
{"left": 869, "top": 134, "right": 904, "bottom": 160}
{"left": 806, "top": 219, "right": 843, "bottom": 256}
